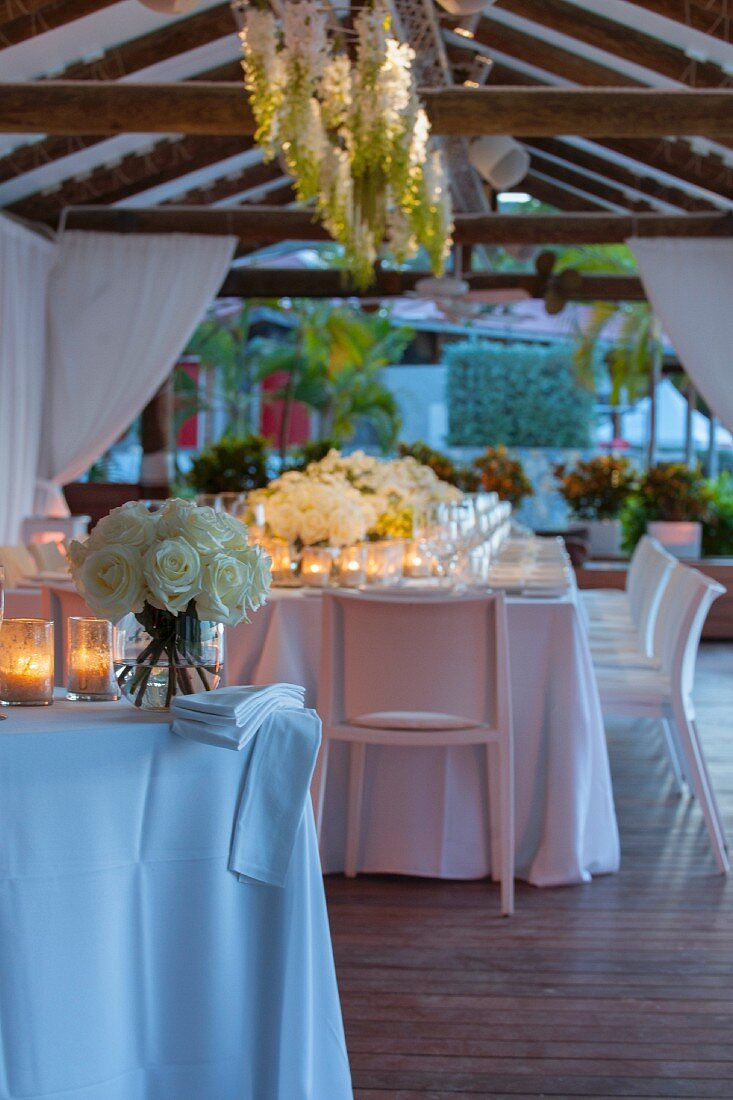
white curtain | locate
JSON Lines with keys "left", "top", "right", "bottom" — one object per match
{"left": 38, "top": 231, "right": 236, "bottom": 513}
{"left": 629, "top": 237, "right": 733, "bottom": 435}
{"left": 0, "top": 216, "right": 55, "bottom": 543}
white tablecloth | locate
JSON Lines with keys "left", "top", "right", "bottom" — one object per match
{"left": 0, "top": 697, "right": 352, "bottom": 1100}
{"left": 4, "top": 587, "right": 43, "bottom": 618}
{"left": 226, "top": 589, "right": 620, "bottom": 887}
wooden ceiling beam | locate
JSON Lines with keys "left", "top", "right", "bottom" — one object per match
{"left": 58, "top": 205, "right": 733, "bottom": 243}
{"left": 523, "top": 150, "right": 655, "bottom": 212}
{"left": 491, "top": 0, "right": 731, "bottom": 87}
{"left": 0, "top": 0, "right": 118, "bottom": 49}
{"left": 164, "top": 161, "right": 291, "bottom": 206}
{"left": 625, "top": 1, "right": 731, "bottom": 43}
{"left": 2, "top": 82, "right": 732, "bottom": 137}
{"left": 219, "top": 267, "right": 646, "bottom": 300}
{"left": 525, "top": 137, "right": 720, "bottom": 212}
{"left": 522, "top": 170, "right": 610, "bottom": 212}
{"left": 8, "top": 135, "right": 256, "bottom": 221}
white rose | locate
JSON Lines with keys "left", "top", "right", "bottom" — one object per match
{"left": 88, "top": 501, "right": 156, "bottom": 553}
{"left": 67, "top": 537, "right": 90, "bottom": 571}
{"left": 196, "top": 546, "right": 271, "bottom": 626}
{"left": 76, "top": 544, "right": 147, "bottom": 622}
{"left": 212, "top": 511, "right": 250, "bottom": 552}
{"left": 145, "top": 537, "right": 203, "bottom": 614}
{"left": 157, "top": 499, "right": 224, "bottom": 554}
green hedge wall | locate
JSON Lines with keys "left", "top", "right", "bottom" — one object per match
{"left": 445, "top": 339, "right": 593, "bottom": 448}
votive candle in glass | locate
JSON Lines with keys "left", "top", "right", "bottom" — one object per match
{"left": 300, "top": 547, "right": 332, "bottom": 587}
{"left": 336, "top": 544, "right": 367, "bottom": 587}
{"left": 268, "top": 539, "right": 296, "bottom": 586}
{"left": 366, "top": 541, "right": 404, "bottom": 587}
{"left": 67, "top": 617, "right": 118, "bottom": 701}
{"left": 0, "top": 619, "right": 54, "bottom": 706}
{"left": 404, "top": 539, "right": 432, "bottom": 578}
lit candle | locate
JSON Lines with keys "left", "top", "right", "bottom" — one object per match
{"left": 404, "top": 540, "right": 432, "bottom": 578}
{"left": 67, "top": 618, "right": 118, "bottom": 701}
{"left": 366, "top": 541, "right": 404, "bottom": 586}
{"left": 268, "top": 539, "right": 296, "bottom": 586}
{"left": 300, "top": 547, "right": 332, "bottom": 587}
{"left": 336, "top": 544, "right": 366, "bottom": 587}
{"left": 0, "top": 619, "right": 54, "bottom": 706}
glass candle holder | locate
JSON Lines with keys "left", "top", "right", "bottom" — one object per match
{"left": 0, "top": 619, "right": 54, "bottom": 706}
{"left": 300, "top": 547, "right": 333, "bottom": 587}
{"left": 336, "top": 544, "right": 367, "bottom": 587}
{"left": 366, "top": 541, "right": 404, "bottom": 587}
{"left": 67, "top": 617, "right": 119, "bottom": 702}
{"left": 267, "top": 538, "right": 298, "bottom": 586}
{"left": 404, "top": 539, "right": 432, "bottom": 578}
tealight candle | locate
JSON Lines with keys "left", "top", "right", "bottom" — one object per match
{"left": 0, "top": 619, "right": 54, "bottom": 706}
{"left": 404, "top": 539, "right": 432, "bottom": 578}
{"left": 336, "top": 544, "right": 366, "bottom": 587}
{"left": 67, "top": 617, "right": 118, "bottom": 701}
{"left": 268, "top": 539, "right": 297, "bottom": 586}
{"left": 366, "top": 541, "right": 404, "bottom": 587}
{"left": 300, "top": 547, "right": 332, "bottom": 587}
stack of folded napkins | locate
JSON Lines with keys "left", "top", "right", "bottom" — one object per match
{"left": 172, "top": 684, "right": 320, "bottom": 888}
{"left": 171, "top": 683, "right": 305, "bottom": 750}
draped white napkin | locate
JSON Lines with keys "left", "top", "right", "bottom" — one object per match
{"left": 171, "top": 683, "right": 305, "bottom": 749}
{"left": 171, "top": 684, "right": 320, "bottom": 888}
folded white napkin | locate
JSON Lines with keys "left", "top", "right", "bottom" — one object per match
{"left": 171, "top": 683, "right": 305, "bottom": 750}
{"left": 172, "top": 684, "right": 320, "bottom": 888}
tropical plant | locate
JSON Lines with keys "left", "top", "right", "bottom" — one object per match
{"left": 397, "top": 441, "right": 480, "bottom": 492}
{"left": 703, "top": 474, "right": 733, "bottom": 557}
{"left": 555, "top": 245, "right": 663, "bottom": 445}
{"left": 473, "top": 445, "right": 533, "bottom": 507}
{"left": 554, "top": 455, "right": 637, "bottom": 521}
{"left": 180, "top": 305, "right": 260, "bottom": 440}
{"left": 251, "top": 303, "right": 411, "bottom": 459}
{"left": 620, "top": 462, "right": 711, "bottom": 551}
{"left": 185, "top": 436, "right": 271, "bottom": 495}
{"left": 445, "top": 339, "right": 593, "bottom": 448}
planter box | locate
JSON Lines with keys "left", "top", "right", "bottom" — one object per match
{"left": 586, "top": 519, "right": 622, "bottom": 558}
{"left": 647, "top": 520, "right": 702, "bottom": 560}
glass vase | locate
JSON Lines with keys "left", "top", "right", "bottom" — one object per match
{"left": 114, "top": 611, "right": 223, "bottom": 711}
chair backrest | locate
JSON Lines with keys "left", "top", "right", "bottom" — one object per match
{"left": 626, "top": 535, "right": 660, "bottom": 613}
{"left": 652, "top": 563, "right": 725, "bottom": 698}
{"left": 633, "top": 541, "right": 676, "bottom": 655}
{"left": 29, "top": 541, "right": 68, "bottom": 573}
{"left": 318, "top": 590, "right": 512, "bottom": 735}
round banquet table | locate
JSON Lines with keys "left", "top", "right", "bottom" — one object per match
{"left": 226, "top": 588, "right": 620, "bottom": 887}
{"left": 0, "top": 697, "right": 352, "bottom": 1100}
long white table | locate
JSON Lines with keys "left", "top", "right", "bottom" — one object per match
{"left": 0, "top": 697, "right": 352, "bottom": 1100}
{"left": 226, "top": 588, "right": 620, "bottom": 887}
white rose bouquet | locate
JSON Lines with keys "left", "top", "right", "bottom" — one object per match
{"left": 69, "top": 500, "right": 271, "bottom": 707}
{"left": 249, "top": 470, "right": 368, "bottom": 548}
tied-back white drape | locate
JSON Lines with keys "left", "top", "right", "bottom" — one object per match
{"left": 0, "top": 217, "right": 55, "bottom": 545}
{"left": 37, "top": 231, "right": 236, "bottom": 516}
{"left": 629, "top": 237, "right": 733, "bottom": 435}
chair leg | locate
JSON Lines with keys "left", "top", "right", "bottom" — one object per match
{"left": 671, "top": 702, "right": 729, "bottom": 874}
{"left": 499, "top": 738, "right": 515, "bottom": 917}
{"left": 311, "top": 738, "right": 330, "bottom": 842}
{"left": 487, "top": 743, "right": 501, "bottom": 883}
{"left": 345, "top": 742, "right": 366, "bottom": 879}
{"left": 691, "top": 716, "right": 727, "bottom": 851}
{"left": 660, "top": 718, "right": 686, "bottom": 796}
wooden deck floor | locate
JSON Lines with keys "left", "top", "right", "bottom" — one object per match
{"left": 325, "top": 642, "right": 733, "bottom": 1099}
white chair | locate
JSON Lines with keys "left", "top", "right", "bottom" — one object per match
{"left": 588, "top": 539, "right": 676, "bottom": 661}
{"left": 315, "top": 590, "right": 515, "bottom": 914}
{"left": 582, "top": 534, "right": 659, "bottom": 623}
{"left": 595, "top": 563, "right": 728, "bottom": 873}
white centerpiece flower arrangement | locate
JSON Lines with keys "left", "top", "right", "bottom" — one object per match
{"left": 69, "top": 500, "right": 271, "bottom": 709}
{"left": 249, "top": 470, "right": 368, "bottom": 548}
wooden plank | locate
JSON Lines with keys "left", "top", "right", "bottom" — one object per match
{"left": 626, "top": 1, "right": 731, "bottom": 43}
{"left": 59, "top": 205, "right": 733, "bottom": 243}
{"left": 0, "top": 0, "right": 118, "bottom": 49}
{"left": 218, "top": 267, "right": 646, "bottom": 300}
{"left": 2, "top": 82, "right": 733, "bottom": 137}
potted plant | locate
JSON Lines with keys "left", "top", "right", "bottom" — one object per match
{"left": 473, "top": 445, "right": 533, "bottom": 508}
{"left": 185, "top": 435, "right": 271, "bottom": 496}
{"left": 622, "top": 463, "right": 710, "bottom": 559}
{"left": 554, "top": 455, "right": 637, "bottom": 556}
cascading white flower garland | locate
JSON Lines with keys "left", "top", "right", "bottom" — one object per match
{"left": 237, "top": 0, "right": 453, "bottom": 289}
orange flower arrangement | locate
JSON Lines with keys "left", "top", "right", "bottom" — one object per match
{"left": 554, "top": 455, "right": 637, "bottom": 520}
{"left": 473, "top": 446, "right": 533, "bottom": 508}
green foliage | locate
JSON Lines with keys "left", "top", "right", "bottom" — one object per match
{"left": 620, "top": 463, "right": 713, "bottom": 553}
{"left": 251, "top": 303, "right": 411, "bottom": 458}
{"left": 554, "top": 455, "right": 637, "bottom": 520}
{"left": 182, "top": 305, "right": 259, "bottom": 439}
{"left": 285, "top": 438, "right": 342, "bottom": 471}
{"left": 185, "top": 436, "right": 271, "bottom": 495}
{"left": 397, "top": 441, "right": 480, "bottom": 492}
{"left": 702, "top": 475, "right": 733, "bottom": 557}
{"left": 445, "top": 340, "right": 593, "bottom": 448}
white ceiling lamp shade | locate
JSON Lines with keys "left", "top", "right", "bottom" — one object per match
{"left": 468, "top": 135, "right": 530, "bottom": 191}
{"left": 435, "top": 0, "right": 496, "bottom": 14}
{"left": 136, "top": 0, "right": 202, "bottom": 13}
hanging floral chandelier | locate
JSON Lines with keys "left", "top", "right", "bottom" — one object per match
{"left": 237, "top": 0, "right": 454, "bottom": 290}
